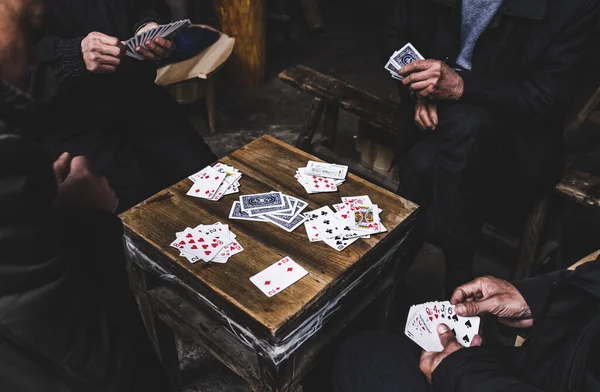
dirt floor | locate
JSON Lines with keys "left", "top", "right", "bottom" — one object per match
{"left": 166, "top": 1, "right": 600, "bottom": 390}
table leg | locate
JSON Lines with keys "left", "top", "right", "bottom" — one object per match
{"left": 296, "top": 97, "right": 325, "bottom": 151}
{"left": 127, "top": 260, "right": 160, "bottom": 355}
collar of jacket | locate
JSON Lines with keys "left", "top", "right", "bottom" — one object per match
{"left": 426, "top": 0, "right": 547, "bottom": 21}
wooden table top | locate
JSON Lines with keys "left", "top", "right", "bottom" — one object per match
{"left": 121, "top": 135, "right": 418, "bottom": 341}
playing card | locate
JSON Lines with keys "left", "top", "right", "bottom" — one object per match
{"left": 304, "top": 161, "right": 348, "bottom": 180}
{"left": 304, "top": 221, "right": 322, "bottom": 242}
{"left": 170, "top": 228, "right": 226, "bottom": 262}
{"left": 262, "top": 212, "right": 307, "bottom": 233}
{"left": 304, "top": 206, "right": 340, "bottom": 239}
{"left": 271, "top": 198, "right": 308, "bottom": 223}
{"left": 306, "top": 175, "right": 338, "bottom": 193}
{"left": 321, "top": 234, "right": 359, "bottom": 252}
{"left": 240, "top": 192, "right": 285, "bottom": 211}
{"left": 333, "top": 207, "right": 370, "bottom": 239}
{"left": 229, "top": 201, "right": 266, "bottom": 222}
{"left": 389, "top": 43, "right": 425, "bottom": 80}
{"left": 249, "top": 257, "right": 308, "bottom": 297}
{"left": 248, "top": 195, "right": 292, "bottom": 216}
{"left": 186, "top": 166, "right": 226, "bottom": 199}
{"left": 353, "top": 205, "right": 376, "bottom": 230}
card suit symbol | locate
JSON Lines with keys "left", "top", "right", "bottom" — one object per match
{"left": 186, "top": 233, "right": 193, "bottom": 238}
{"left": 324, "top": 220, "right": 330, "bottom": 225}
{"left": 212, "top": 243, "right": 219, "bottom": 248}
{"left": 429, "top": 317, "right": 433, "bottom": 322}
{"left": 321, "top": 211, "right": 328, "bottom": 216}
{"left": 287, "top": 267, "right": 293, "bottom": 272}
{"left": 465, "top": 320, "right": 472, "bottom": 328}
{"left": 215, "top": 176, "right": 220, "bottom": 180}
{"left": 264, "top": 281, "right": 271, "bottom": 286}
{"left": 344, "top": 226, "right": 351, "bottom": 231}
{"left": 179, "top": 240, "right": 186, "bottom": 245}
{"left": 462, "top": 335, "right": 470, "bottom": 344}
{"left": 202, "top": 245, "right": 209, "bottom": 249}
{"left": 191, "top": 245, "right": 198, "bottom": 249}
{"left": 198, "top": 238, "right": 205, "bottom": 242}
{"left": 195, "top": 189, "right": 200, "bottom": 193}
{"left": 434, "top": 314, "right": 438, "bottom": 319}
{"left": 277, "top": 262, "right": 282, "bottom": 266}
{"left": 336, "top": 241, "right": 343, "bottom": 245}
{"left": 204, "top": 251, "right": 211, "bottom": 255}
{"left": 452, "top": 315, "right": 459, "bottom": 322}
{"left": 326, "top": 229, "right": 333, "bottom": 234}
{"left": 342, "top": 214, "right": 348, "bottom": 219}
{"left": 188, "top": 239, "right": 195, "bottom": 244}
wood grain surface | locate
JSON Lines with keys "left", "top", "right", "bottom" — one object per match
{"left": 121, "top": 136, "right": 418, "bottom": 340}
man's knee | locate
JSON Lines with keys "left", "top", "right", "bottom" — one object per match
{"left": 437, "top": 103, "right": 496, "bottom": 140}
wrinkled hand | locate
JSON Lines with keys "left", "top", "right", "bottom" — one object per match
{"left": 420, "top": 324, "right": 482, "bottom": 384}
{"left": 414, "top": 99, "right": 438, "bottom": 130}
{"left": 400, "top": 60, "right": 464, "bottom": 100}
{"left": 81, "top": 32, "right": 125, "bottom": 73}
{"left": 451, "top": 276, "right": 533, "bottom": 328}
{"left": 135, "top": 22, "right": 174, "bottom": 61}
{"left": 55, "top": 156, "right": 119, "bottom": 213}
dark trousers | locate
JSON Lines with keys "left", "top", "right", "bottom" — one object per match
{"left": 334, "top": 332, "right": 431, "bottom": 392}
{"left": 46, "top": 88, "right": 216, "bottom": 212}
{"left": 397, "top": 102, "right": 547, "bottom": 293}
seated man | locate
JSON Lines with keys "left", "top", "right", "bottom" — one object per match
{"left": 380, "top": 0, "right": 599, "bottom": 292}
{"left": 334, "top": 254, "right": 600, "bottom": 391}
{"left": 0, "top": 0, "right": 166, "bottom": 390}
{"left": 17, "top": 0, "right": 216, "bottom": 211}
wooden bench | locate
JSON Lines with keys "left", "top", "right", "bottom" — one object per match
{"left": 279, "top": 65, "right": 600, "bottom": 278}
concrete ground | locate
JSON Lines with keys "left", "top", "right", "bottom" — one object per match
{"left": 166, "top": 0, "right": 600, "bottom": 390}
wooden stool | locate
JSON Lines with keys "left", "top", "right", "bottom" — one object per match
{"left": 155, "top": 25, "right": 235, "bottom": 134}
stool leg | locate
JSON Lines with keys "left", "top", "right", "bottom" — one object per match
{"left": 516, "top": 196, "right": 550, "bottom": 279}
{"left": 207, "top": 77, "right": 217, "bottom": 134}
{"left": 296, "top": 97, "right": 325, "bottom": 151}
{"left": 322, "top": 104, "right": 339, "bottom": 149}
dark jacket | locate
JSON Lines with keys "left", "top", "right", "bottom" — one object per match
{"left": 381, "top": 0, "right": 600, "bottom": 189}
{"left": 0, "top": 82, "right": 165, "bottom": 391}
{"left": 20, "top": 0, "right": 170, "bottom": 141}
{"left": 433, "top": 256, "right": 600, "bottom": 391}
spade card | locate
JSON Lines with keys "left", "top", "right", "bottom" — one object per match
{"left": 322, "top": 234, "right": 359, "bottom": 252}
{"left": 304, "top": 206, "right": 340, "bottom": 239}
{"left": 250, "top": 257, "right": 308, "bottom": 297}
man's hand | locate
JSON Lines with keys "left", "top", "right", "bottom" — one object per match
{"left": 81, "top": 32, "right": 125, "bottom": 73}
{"left": 135, "top": 22, "right": 174, "bottom": 61}
{"left": 55, "top": 156, "right": 119, "bottom": 213}
{"left": 420, "top": 324, "right": 482, "bottom": 384}
{"left": 451, "top": 276, "right": 533, "bottom": 328}
{"left": 415, "top": 99, "right": 438, "bottom": 130}
{"left": 399, "top": 60, "right": 464, "bottom": 101}
{"left": 53, "top": 152, "right": 71, "bottom": 184}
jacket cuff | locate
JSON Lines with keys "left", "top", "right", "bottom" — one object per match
{"left": 512, "top": 272, "right": 562, "bottom": 321}
{"left": 458, "top": 71, "right": 487, "bottom": 103}
{"left": 55, "top": 37, "right": 87, "bottom": 81}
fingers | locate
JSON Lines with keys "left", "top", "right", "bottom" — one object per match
{"left": 470, "top": 335, "right": 483, "bottom": 347}
{"left": 97, "top": 44, "right": 124, "bottom": 58}
{"left": 398, "top": 60, "right": 433, "bottom": 77}
{"left": 499, "top": 318, "right": 534, "bottom": 329}
{"left": 136, "top": 46, "right": 160, "bottom": 61}
{"left": 419, "top": 106, "right": 435, "bottom": 129}
{"left": 450, "top": 279, "right": 485, "bottom": 305}
{"left": 414, "top": 100, "right": 436, "bottom": 130}
{"left": 427, "top": 102, "right": 438, "bottom": 126}
{"left": 145, "top": 40, "right": 169, "bottom": 58}
{"left": 154, "top": 37, "right": 173, "bottom": 51}
{"left": 137, "top": 38, "right": 174, "bottom": 61}
{"left": 437, "top": 324, "right": 460, "bottom": 349}
{"left": 402, "top": 70, "right": 436, "bottom": 86}
{"left": 53, "top": 152, "right": 71, "bottom": 183}
{"left": 414, "top": 101, "right": 427, "bottom": 130}
{"left": 69, "top": 156, "right": 92, "bottom": 175}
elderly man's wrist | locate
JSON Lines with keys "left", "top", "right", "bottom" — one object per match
{"left": 452, "top": 77, "right": 465, "bottom": 100}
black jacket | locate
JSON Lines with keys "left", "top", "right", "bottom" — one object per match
{"left": 381, "top": 0, "right": 600, "bottom": 189}
{"left": 433, "top": 256, "right": 600, "bottom": 391}
{"left": 21, "top": 0, "right": 170, "bottom": 141}
{"left": 0, "top": 82, "right": 165, "bottom": 391}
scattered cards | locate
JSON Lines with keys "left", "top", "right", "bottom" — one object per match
{"left": 303, "top": 195, "right": 387, "bottom": 251}
{"left": 229, "top": 192, "right": 308, "bottom": 232}
{"left": 187, "top": 163, "right": 242, "bottom": 201}
{"left": 296, "top": 161, "right": 347, "bottom": 194}
{"left": 385, "top": 43, "right": 424, "bottom": 80}
{"left": 249, "top": 256, "right": 308, "bottom": 297}
{"left": 170, "top": 222, "right": 244, "bottom": 264}
{"left": 405, "top": 301, "right": 480, "bottom": 352}
{"left": 125, "top": 19, "right": 191, "bottom": 60}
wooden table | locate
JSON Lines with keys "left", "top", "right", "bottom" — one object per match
{"left": 121, "top": 135, "right": 419, "bottom": 391}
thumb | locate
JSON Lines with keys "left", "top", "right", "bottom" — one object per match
{"left": 437, "top": 324, "right": 457, "bottom": 348}
{"left": 456, "top": 300, "right": 491, "bottom": 317}
{"left": 53, "top": 152, "right": 71, "bottom": 182}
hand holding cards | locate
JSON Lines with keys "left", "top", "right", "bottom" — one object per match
{"left": 125, "top": 19, "right": 191, "bottom": 60}
{"left": 405, "top": 301, "right": 480, "bottom": 352}
{"left": 385, "top": 43, "right": 424, "bottom": 80}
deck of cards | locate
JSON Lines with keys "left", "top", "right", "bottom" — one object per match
{"left": 405, "top": 301, "right": 480, "bottom": 352}
{"left": 125, "top": 19, "right": 191, "bottom": 60}
{"left": 384, "top": 43, "right": 424, "bottom": 80}
{"left": 187, "top": 163, "right": 242, "bottom": 201}
{"left": 303, "top": 195, "right": 387, "bottom": 251}
{"left": 170, "top": 223, "right": 244, "bottom": 264}
{"left": 250, "top": 256, "right": 308, "bottom": 297}
{"left": 296, "top": 160, "right": 348, "bottom": 194}
{"left": 229, "top": 192, "right": 308, "bottom": 232}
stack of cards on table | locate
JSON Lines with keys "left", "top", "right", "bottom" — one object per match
{"left": 170, "top": 223, "right": 243, "bottom": 264}
{"left": 384, "top": 43, "right": 424, "bottom": 80}
{"left": 187, "top": 163, "right": 242, "bottom": 201}
{"left": 125, "top": 19, "right": 191, "bottom": 60}
{"left": 405, "top": 301, "right": 480, "bottom": 352}
{"left": 303, "top": 195, "right": 387, "bottom": 251}
{"left": 296, "top": 160, "right": 347, "bottom": 194}
{"left": 229, "top": 192, "right": 308, "bottom": 233}
{"left": 250, "top": 256, "right": 308, "bottom": 297}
